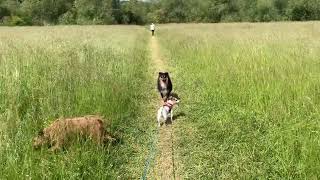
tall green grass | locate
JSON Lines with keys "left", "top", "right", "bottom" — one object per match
{"left": 0, "top": 26, "right": 153, "bottom": 179}
{"left": 158, "top": 22, "right": 320, "bottom": 179}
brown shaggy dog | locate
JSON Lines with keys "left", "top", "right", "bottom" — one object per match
{"left": 33, "top": 116, "right": 115, "bottom": 151}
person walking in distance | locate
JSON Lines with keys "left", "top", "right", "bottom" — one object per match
{"left": 150, "top": 23, "right": 155, "bottom": 36}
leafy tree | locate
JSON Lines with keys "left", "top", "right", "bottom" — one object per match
{"left": 74, "top": 0, "right": 113, "bottom": 24}
{"left": 121, "top": 0, "right": 147, "bottom": 24}
{"left": 0, "top": 6, "right": 10, "bottom": 19}
{"left": 256, "top": 0, "right": 277, "bottom": 21}
{"left": 111, "top": 0, "right": 122, "bottom": 23}
{"left": 1, "top": 0, "right": 320, "bottom": 25}
{"left": 287, "top": 0, "right": 320, "bottom": 21}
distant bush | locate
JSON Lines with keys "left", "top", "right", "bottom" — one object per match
{"left": 2, "top": 16, "right": 29, "bottom": 26}
{"left": 58, "top": 10, "right": 77, "bottom": 24}
{"left": 0, "top": 6, "right": 10, "bottom": 18}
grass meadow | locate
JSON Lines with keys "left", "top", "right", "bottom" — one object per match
{"left": 1, "top": 23, "right": 320, "bottom": 179}
{"left": 0, "top": 26, "right": 155, "bottom": 179}
{"left": 158, "top": 22, "right": 320, "bottom": 179}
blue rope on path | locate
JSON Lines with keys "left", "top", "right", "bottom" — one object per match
{"left": 141, "top": 127, "right": 160, "bottom": 180}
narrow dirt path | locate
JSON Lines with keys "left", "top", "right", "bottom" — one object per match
{"left": 149, "top": 36, "right": 177, "bottom": 179}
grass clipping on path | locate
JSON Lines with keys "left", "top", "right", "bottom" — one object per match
{"left": 0, "top": 26, "right": 153, "bottom": 179}
{"left": 158, "top": 22, "right": 320, "bottom": 179}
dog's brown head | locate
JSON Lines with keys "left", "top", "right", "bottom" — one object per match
{"left": 33, "top": 130, "right": 48, "bottom": 149}
{"left": 158, "top": 72, "right": 170, "bottom": 82}
{"left": 168, "top": 93, "right": 180, "bottom": 105}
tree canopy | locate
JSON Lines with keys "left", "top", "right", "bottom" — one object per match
{"left": 0, "top": 0, "right": 320, "bottom": 25}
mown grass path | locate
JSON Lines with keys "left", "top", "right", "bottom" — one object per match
{"left": 149, "top": 36, "right": 178, "bottom": 179}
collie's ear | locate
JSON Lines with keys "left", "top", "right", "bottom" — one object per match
{"left": 169, "top": 92, "right": 180, "bottom": 99}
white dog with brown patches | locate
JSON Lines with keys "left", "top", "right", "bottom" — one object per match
{"left": 157, "top": 95, "right": 180, "bottom": 127}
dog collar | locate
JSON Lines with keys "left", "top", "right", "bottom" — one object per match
{"left": 164, "top": 102, "right": 174, "bottom": 111}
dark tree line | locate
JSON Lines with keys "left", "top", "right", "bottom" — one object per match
{"left": 1, "top": 0, "right": 320, "bottom": 26}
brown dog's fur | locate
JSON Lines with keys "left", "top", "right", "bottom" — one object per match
{"left": 33, "top": 116, "right": 115, "bottom": 151}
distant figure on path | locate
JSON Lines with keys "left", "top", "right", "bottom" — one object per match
{"left": 150, "top": 23, "right": 155, "bottom": 36}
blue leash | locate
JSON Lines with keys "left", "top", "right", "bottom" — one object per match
{"left": 141, "top": 127, "right": 160, "bottom": 180}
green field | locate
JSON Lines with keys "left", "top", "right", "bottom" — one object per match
{"left": 158, "top": 22, "right": 320, "bottom": 179}
{"left": 1, "top": 23, "right": 320, "bottom": 179}
{"left": 0, "top": 26, "right": 155, "bottom": 179}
